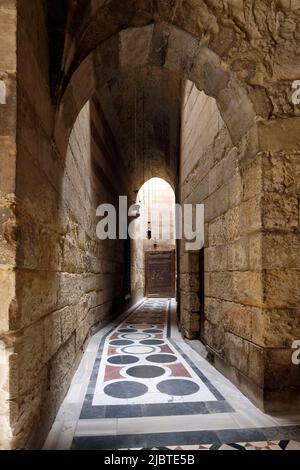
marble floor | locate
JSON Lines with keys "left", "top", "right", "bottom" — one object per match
{"left": 44, "top": 299, "right": 300, "bottom": 450}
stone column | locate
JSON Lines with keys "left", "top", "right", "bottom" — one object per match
{"left": 256, "top": 118, "right": 300, "bottom": 411}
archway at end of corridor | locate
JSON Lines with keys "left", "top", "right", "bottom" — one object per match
{"left": 131, "top": 177, "right": 176, "bottom": 301}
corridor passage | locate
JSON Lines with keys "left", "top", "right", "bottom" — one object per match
{"left": 44, "top": 300, "right": 300, "bottom": 451}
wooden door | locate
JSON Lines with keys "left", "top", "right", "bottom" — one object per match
{"left": 145, "top": 251, "right": 175, "bottom": 298}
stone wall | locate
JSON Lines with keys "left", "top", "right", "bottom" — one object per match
{"left": 0, "top": 1, "right": 127, "bottom": 450}
{"left": 179, "top": 80, "right": 300, "bottom": 411}
{"left": 256, "top": 119, "right": 300, "bottom": 410}
{"left": 0, "top": 0, "right": 17, "bottom": 450}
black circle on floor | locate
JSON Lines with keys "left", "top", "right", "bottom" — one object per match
{"left": 143, "top": 329, "right": 163, "bottom": 334}
{"left": 109, "top": 339, "right": 134, "bottom": 346}
{"left": 118, "top": 328, "right": 138, "bottom": 333}
{"left": 146, "top": 354, "right": 177, "bottom": 364}
{"left": 104, "top": 381, "right": 148, "bottom": 399}
{"left": 140, "top": 339, "right": 165, "bottom": 345}
{"left": 157, "top": 379, "right": 200, "bottom": 396}
{"left": 107, "top": 355, "right": 139, "bottom": 365}
{"left": 126, "top": 365, "right": 165, "bottom": 379}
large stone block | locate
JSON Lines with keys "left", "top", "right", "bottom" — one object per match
{"left": 247, "top": 342, "right": 265, "bottom": 386}
{"left": 0, "top": 136, "right": 16, "bottom": 195}
{"left": 15, "top": 321, "right": 45, "bottom": 395}
{"left": 205, "top": 297, "right": 223, "bottom": 325}
{"left": 224, "top": 332, "right": 249, "bottom": 376}
{"left": 265, "top": 349, "right": 300, "bottom": 389}
{"left": 180, "top": 292, "right": 200, "bottom": 313}
{"left": 223, "top": 301, "right": 253, "bottom": 342}
{"left": 228, "top": 169, "right": 243, "bottom": 207}
{"left": 181, "top": 308, "right": 200, "bottom": 339}
{"left": 120, "top": 25, "right": 153, "bottom": 69}
{"left": 232, "top": 271, "right": 263, "bottom": 306}
{"left": 16, "top": 213, "right": 62, "bottom": 272}
{"left": 263, "top": 269, "right": 300, "bottom": 308}
{"left": 205, "top": 244, "right": 227, "bottom": 272}
{"left": 204, "top": 319, "right": 225, "bottom": 354}
{"left": 242, "top": 154, "right": 262, "bottom": 200}
{"left": 248, "top": 233, "right": 262, "bottom": 270}
{"left": 205, "top": 184, "right": 229, "bottom": 221}
{"left": 208, "top": 271, "right": 234, "bottom": 301}
{"left": 258, "top": 118, "right": 300, "bottom": 153}
{"left": 262, "top": 192, "right": 298, "bottom": 231}
{"left": 0, "top": 267, "right": 15, "bottom": 332}
{"left": 0, "top": 73, "right": 16, "bottom": 136}
{"left": 239, "top": 196, "right": 262, "bottom": 236}
{"left": 17, "top": 23, "right": 53, "bottom": 135}
{"left": 208, "top": 214, "right": 227, "bottom": 246}
{"left": 252, "top": 308, "right": 300, "bottom": 348}
{"left": 0, "top": 6, "right": 16, "bottom": 72}
{"left": 0, "top": 340, "right": 12, "bottom": 449}
{"left": 227, "top": 238, "right": 249, "bottom": 271}
{"left": 165, "top": 26, "right": 200, "bottom": 76}
{"left": 262, "top": 232, "right": 300, "bottom": 269}
{"left": 180, "top": 273, "right": 199, "bottom": 292}
{"left": 263, "top": 151, "right": 299, "bottom": 195}
{"left": 15, "top": 270, "right": 58, "bottom": 328}
{"left": 49, "top": 334, "right": 76, "bottom": 397}
{"left": 43, "top": 311, "right": 62, "bottom": 362}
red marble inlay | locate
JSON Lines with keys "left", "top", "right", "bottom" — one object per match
{"left": 159, "top": 344, "right": 173, "bottom": 354}
{"left": 110, "top": 332, "right": 121, "bottom": 340}
{"left": 169, "top": 363, "right": 192, "bottom": 378}
{"left": 107, "top": 346, "right": 118, "bottom": 356}
{"left": 104, "top": 365, "right": 123, "bottom": 382}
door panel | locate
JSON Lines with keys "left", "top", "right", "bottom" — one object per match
{"left": 145, "top": 251, "right": 175, "bottom": 298}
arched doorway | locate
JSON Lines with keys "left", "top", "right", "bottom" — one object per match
{"left": 131, "top": 177, "right": 176, "bottom": 299}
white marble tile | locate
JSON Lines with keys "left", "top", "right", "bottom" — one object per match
{"left": 116, "top": 413, "right": 238, "bottom": 435}
{"left": 43, "top": 420, "right": 77, "bottom": 451}
{"left": 75, "top": 419, "right": 118, "bottom": 437}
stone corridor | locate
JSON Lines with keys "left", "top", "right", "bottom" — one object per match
{"left": 1, "top": 1, "right": 300, "bottom": 450}
{"left": 44, "top": 299, "right": 300, "bottom": 450}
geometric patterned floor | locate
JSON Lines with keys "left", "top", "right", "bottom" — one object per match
{"left": 121, "top": 440, "right": 300, "bottom": 450}
{"left": 66, "top": 299, "right": 300, "bottom": 450}
{"left": 83, "top": 298, "right": 227, "bottom": 414}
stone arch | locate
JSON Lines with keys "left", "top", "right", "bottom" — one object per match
{"left": 131, "top": 176, "right": 177, "bottom": 302}
{"left": 54, "top": 23, "right": 258, "bottom": 161}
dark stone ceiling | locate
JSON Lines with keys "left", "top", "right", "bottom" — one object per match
{"left": 96, "top": 65, "right": 182, "bottom": 194}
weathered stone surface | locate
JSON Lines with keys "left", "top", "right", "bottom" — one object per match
{"left": 224, "top": 332, "right": 249, "bottom": 376}
{"left": 227, "top": 238, "right": 248, "bottom": 271}
{"left": 205, "top": 244, "right": 227, "bottom": 272}
{"left": 1, "top": 1, "right": 300, "bottom": 451}
{"left": 15, "top": 321, "right": 45, "bottom": 396}
{"left": 120, "top": 25, "right": 153, "bottom": 70}
{"left": 264, "top": 269, "right": 300, "bottom": 308}
{"left": 223, "top": 301, "right": 253, "bottom": 342}
{"left": 43, "top": 311, "right": 62, "bottom": 362}
{"left": 262, "top": 193, "right": 298, "bottom": 230}
{"left": 205, "top": 297, "right": 223, "bottom": 326}
{"left": 265, "top": 349, "right": 300, "bottom": 389}
{"left": 242, "top": 154, "right": 262, "bottom": 201}
{"left": 204, "top": 320, "right": 225, "bottom": 355}
{"left": 252, "top": 308, "right": 300, "bottom": 349}
{"left": 232, "top": 271, "right": 263, "bottom": 306}
{"left": 0, "top": 267, "right": 15, "bottom": 332}
{"left": 258, "top": 118, "right": 300, "bottom": 153}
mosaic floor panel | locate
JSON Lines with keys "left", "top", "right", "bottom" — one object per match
{"left": 79, "top": 299, "right": 230, "bottom": 421}
{"left": 43, "top": 298, "right": 300, "bottom": 450}
{"left": 91, "top": 299, "right": 220, "bottom": 408}
{"left": 121, "top": 440, "right": 300, "bottom": 450}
